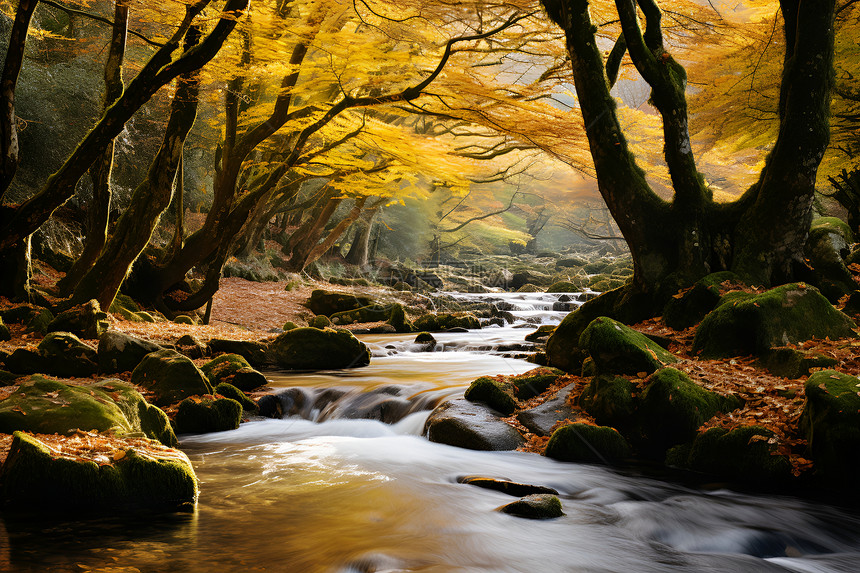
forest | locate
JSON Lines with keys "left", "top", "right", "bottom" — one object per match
{"left": 1, "top": 1, "right": 860, "bottom": 571}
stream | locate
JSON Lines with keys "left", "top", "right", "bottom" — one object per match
{"left": 2, "top": 292, "right": 860, "bottom": 572}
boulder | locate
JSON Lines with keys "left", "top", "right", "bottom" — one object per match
{"left": 311, "top": 315, "right": 332, "bottom": 328}
{"left": 98, "top": 330, "right": 162, "bottom": 374}
{"left": 545, "top": 281, "right": 582, "bottom": 293}
{"left": 213, "top": 383, "right": 257, "bottom": 411}
{"left": 130, "top": 349, "right": 213, "bottom": 406}
{"left": 25, "top": 308, "right": 54, "bottom": 334}
{"left": 525, "top": 324, "right": 556, "bottom": 342}
{"left": 424, "top": 399, "right": 524, "bottom": 451}
{"left": 496, "top": 494, "right": 564, "bottom": 519}
{"left": 413, "top": 313, "right": 480, "bottom": 332}
{"left": 207, "top": 339, "right": 269, "bottom": 368}
{"left": 799, "top": 370, "right": 860, "bottom": 486}
{"left": 692, "top": 283, "right": 857, "bottom": 358}
{"left": 201, "top": 353, "right": 267, "bottom": 392}
{"left": 267, "top": 327, "right": 371, "bottom": 370}
{"left": 458, "top": 476, "right": 559, "bottom": 497}
{"left": 580, "top": 316, "right": 677, "bottom": 376}
{"left": 464, "top": 376, "right": 517, "bottom": 415}
{"left": 0, "top": 375, "right": 177, "bottom": 447}
{"left": 544, "top": 423, "right": 630, "bottom": 464}
{"left": 662, "top": 271, "right": 740, "bottom": 330}
{"left": 47, "top": 299, "right": 109, "bottom": 339}
{"left": 386, "top": 303, "right": 414, "bottom": 333}
{"left": 667, "top": 426, "right": 791, "bottom": 484}
{"left": 4, "top": 332, "right": 98, "bottom": 377}
{"left": 509, "top": 367, "right": 564, "bottom": 400}
{"left": 305, "top": 289, "right": 375, "bottom": 316}
{"left": 173, "top": 396, "right": 242, "bottom": 434}
{"left": 0, "top": 317, "right": 9, "bottom": 342}
{"left": 0, "top": 431, "right": 197, "bottom": 512}
{"left": 578, "top": 375, "right": 636, "bottom": 430}
{"left": 805, "top": 217, "right": 855, "bottom": 302}
{"left": 516, "top": 385, "right": 576, "bottom": 437}
{"left": 757, "top": 347, "right": 837, "bottom": 379}
{"left": 175, "top": 334, "right": 207, "bottom": 359}
{"left": 413, "top": 331, "right": 437, "bottom": 351}
{"left": 330, "top": 304, "right": 394, "bottom": 325}
{"left": 637, "top": 368, "right": 740, "bottom": 453}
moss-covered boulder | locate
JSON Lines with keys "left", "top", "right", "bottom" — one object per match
{"left": 464, "top": 376, "right": 517, "bottom": 415}
{"left": 509, "top": 367, "right": 564, "bottom": 400}
{"left": 546, "top": 281, "right": 581, "bottom": 293}
{"left": 4, "top": 332, "right": 98, "bottom": 377}
{"left": 496, "top": 494, "right": 565, "bottom": 519}
{"left": 131, "top": 349, "right": 213, "bottom": 406}
{"left": 0, "top": 431, "right": 197, "bottom": 512}
{"left": 47, "top": 299, "right": 109, "bottom": 339}
{"left": 578, "top": 375, "right": 636, "bottom": 430}
{"left": 213, "top": 383, "right": 257, "bottom": 411}
{"left": 806, "top": 217, "right": 855, "bottom": 303}
{"left": 637, "top": 368, "right": 740, "bottom": 453}
{"left": 310, "top": 315, "right": 332, "bottom": 329}
{"left": 0, "top": 317, "right": 10, "bottom": 342}
{"left": 424, "top": 399, "right": 524, "bottom": 451}
{"left": 668, "top": 426, "right": 791, "bottom": 484}
{"left": 283, "top": 321, "right": 300, "bottom": 331}
{"left": 0, "top": 376, "right": 177, "bottom": 447}
{"left": 799, "top": 370, "right": 860, "bottom": 486}
{"left": 201, "top": 353, "right": 267, "bottom": 392}
{"left": 173, "top": 396, "right": 243, "bottom": 434}
{"left": 412, "top": 313, "right": 480, "bottom": 332}
{"left": 175, "top": 334, "right": 207, "bottom": 359}
{"left": 98, "top": 330, "right": 162, "bottom": 374}
{"left": 757, "top": 346, "right": 838, "bottom": 379}
{"left": 525, "top": 324, "right": 556, "bottom": 342}
{"left": 386, "top": 303, "right": 414, "bottom": 333}
{"left": 26, "top": 308, "right": 54, "bottom": 334}
{"left": 267, "top": 327, "right": 371, "bottom": 370}
{"left": 662, "top": 271, "right": 740, "bottom": 330}
{"left": 580, "top": 317, "right": 677, "bottom": 376}
{"left": 207, "top": 339, "right": 269, "bottom": 368}
{"left": 692, "top": 283, "right": 857, "bottom": 359}
{"left": 516, "top": 385, "right": 576, "bottom": 437}
{"left": 330, "top": 304, "right": 393, "bottom": 325}
{"left": 306, "top": 289, "right": 375, "bottom": 316}
{"left": 544, "top": 423, "right": 630, "bottom": 464}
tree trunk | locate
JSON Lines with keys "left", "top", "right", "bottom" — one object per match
{"left": 58, "top": 0, "right": 129, "bottom": 296}
{"left": 345, "top": 209, "right": 377, "bottom": 266}
{"left": 284, "top": 196, "right": 342, "bottom": 272}
{"left": 305, "top": 197, "right": 368, "bottom": 266}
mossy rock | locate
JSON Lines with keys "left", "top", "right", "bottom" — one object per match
{"left": 525, "top": 324, "right": 556, "bottom": 342}
{"left": 806, "top": 217, "right": 856, "bottom": 302}
{"left": 98, "top": 331, "right": 162, "bottom": 374}
{"left": 0, "top": 376, "right": 176, "bottom": 446}
{"left": 692, "top": 283, "right": 857, "bottom": 358}
{"left": 214, "top": 383, "right": 256, "bottom": 411}
{"left": 544, "top": 423, "right": 631, "bottom": 464}
{"left": 583, "top": 260, "right": 609, "bottom": 274}
{"left": 386, "top": 303, "right": 414, "bottom": 333}
{"left": 282, "top": 321, "right": 300, "bottom": 331}
{"left": 330, "top": 304, "right": 393, "bottom": 325}
{"left": 47, "top": 299, "right": 109, "bottom": 339}
{"left": 580, "top": 316, "right": 677, "bottom": 376}
{"left": 464, "top": 376, "right": 517, "bottom": 415}
{"left": 267, "top": 327, "right": 371, "bottom": 370}
{"left": 0, "top": 318, "right": 10, "bottom": 342}
{"left": 509, "top": 367, "right": 564, "bottom": 400}
{"left": 799, "top": 370, "right": 860, "bottom": 486}
{"left": 0, "top": 431, "right": 197, "bottom": 512}
{"left": 578, "top": 375, "right": 636, "bottom": 429}
{"left": 130, "top": 349, "right": 213, "bottom": 406}
{"left": 546, "top": 281, "right": 581, "bottom": 293}
{"left": 413, "top": 313, "right": 480, "bottom": 332}
{"left": 557, "top": 256, "right": 587, "bottom": 268}
{"left": 662, "top": 271, "right": 740, "bottom": 330}
{"left": 25, "top": 308, "right": 55, "bottom": 334}
{"left": 173, "top": 315, "right": 196, "bottom": 325}
{"left": 496, "top": 494, "right": 565, "bottom": 519}
{"left": 757, "top": 347, "right": 838, "bottom": 379}
{"left": 207, "top": 339, "right": 269, "bottom": 369}
{"left": 311, "top": 315, "right": 332, "bottom": 328}
{"left": 0, "top": 370, "right": 22, "bottom": 384}
{"left": 136, "top": 311, "right": 156, "bottom": 323}
{"left": 108, "top": 293, "right": 141, "bottom": 314}
{"left": 637, "top": 367, "right": 740, "bottom": 453}
{"left": 4, "top": 332, "right": 98, "bottom": 377}
{"left": 424, "top": 399, "right": 524, "bottom": 451}
{"left": 669, "top": 426, "right": 791, "bottom": 484}
{"left": 515, "top": 283, "right": 543, "bottom": 293}
{"left": 305, "top": 289, "right": 375, "bottom": 316}
{"left": 173, "top": 396, "right": 242, "bottom": 434}
{"left": 201, "top": 353, "right": 267, "bottom": 392}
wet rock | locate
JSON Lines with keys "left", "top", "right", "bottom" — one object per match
{"left": 509, "top": 368, "right": 564, "bottom": 400}
{"left": 207, "top": 339, "right": 269, "bottom": 368}
{"left": 799, "top": 370, "right": 860, "bottom": 486}
{"left": 692, "top": 283, "right": 857, "bottom": 358}
{"left": 175, "top": 334, "right": 207, "bottom": 359}
{"left": 201, "top": 353, "right": 267, "bottom": 392}
{"left": 545, "top": 281, "right": 582, "bottom": 293}
{"left": 387, "top": 303, "right": 414, "bottom": 333}
{"left": 578, "top": 375, "right": 636, "bottom": 430}
{"left": 525, "top": 325, "right": 556, "bottom": 342}
{"left": 213, "top": 383, "right": 257, "bottom": 411}
{"left": 267, "top": 327, "right": 371, "bottom": 370}
{"left": 545, "top": 423, "right": 630, "bottom": 464}
{"left": 26, "top": 307, "right": 55, "bottom": 334}
{"left": 552, "top": 301, "right": 576, "bottom": 311}
{"left": 47, "top": 299, "right": 109, "bottom": 339}
{"left": 515, "top": 283, "right": 543, "bottom": 293}
{"left": 413, "top": 313, "right": 480, "bottom": 332}
{"left": 319, "top": 392, "right": 414, "bottom": 424}
{"left": 516, "top": 385, "right": 575, "bottom": 437}
{"left": 464, "top": 376, "right": 517, "bottom": 415}
{"left": 0, "top": 431, "right": 198, "bottom": 512}
{"left": 637, "top": 368, "right": 740, "bottom": 453}
{"left": 413, "top": 332, "right": 437, "bottom": 351}
{"left": 580, "top": 316, "right": 677, "bottom": 375}
{"left": 496, "top": 494, "right": 564, "bottom": 519}
{"left": 458, "top": 475, "right": 559, "bottom": 497}
{"left": 424, "top": 399, "right": 524, "bottom": 451}
{"left": 662, "top": 271, "right": 739, "bottom": 330}
{"left": 97, "top": 330, "right": 162, "bottom": 374}
{"left": 173, "top": 396, "right": 242, "bottom": 434}
{"left": 257, "top": 394, "right": 285, "bottom": 419}
{"left": 311, "top": 315, "right": 332, "bottom": 328}
{"left": 306, "top": 289, "right": 375, "bottom": 316}
{"left": 331, "top": 304, "right": 395, "bottom": 325}
{"left": 131, "top": 349, "right": 213, "bottom": 406}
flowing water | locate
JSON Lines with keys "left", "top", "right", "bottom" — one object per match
{"left": 2, "top": 292, "right": 860, "bottom": 572}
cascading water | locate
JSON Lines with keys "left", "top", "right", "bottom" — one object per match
{"left": 2, "top": 291, "right": 859, "bottom": 572}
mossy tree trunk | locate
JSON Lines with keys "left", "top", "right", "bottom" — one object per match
{"left": 68, "top": 28, "right": 203, "bottom": 310}
{"left": 344, "top": 207, "right": 378, "bottom": 267}
{"left": 58, "top": 0, "right": 129, "bottom": 296}
{"left": 541, "top": 0, "right": 836, "bottom": 309}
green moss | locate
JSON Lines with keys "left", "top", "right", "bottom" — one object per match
{"left": 544, "top": 423, "right": 630, "bottom": 464}
{"left": 546, "top": 281, "right": 581, "bottom": 293}
{"left": 758, "top": 347, "right": 837, "bottom": 378}
{"left": 0, "top": 431, "right": 198, "bottom": 512}
{"left": 282, "top": 321, "right": 299, "bottom": 331}
{"left": 214, "top": 382, "right": 256, "bottom": 411}
{"left": 331, "top": 304, "right": 393, "bottom": 325}
{"left": 47, "top": 299, "right": 109, "bottom": 339}
{"left": 0, "top": 318, "right": 10, "bottom": 342}
{"left": 91, "top": 380, "right": 178, "bottom": 447}
{"left": 200, "top": 353, "right": 267, "bottom": 392}
{"left": 677, "top": 426, "right": 791, "bottom": 484}
{"left": 579, "top": 375, "right": 636, "bottom": 429}
{"left": 811, "top": 216, "right": 854, "bottom": 243}
{"left": 414, "top": 331, "right": 436, "bottom": 344}
{"left": 509, "top": 368, "right": 564, "bottom": 400}
{"left": 464, "top": 377, "right": 517, "bottom": 415}
{"left": 311, "top": 315, "right": 332, "bottom": 328}
{"left": 306, "top": 289, "right": 375, "bottom": 316}
{"left": 637, "top": 367, "right": 740, "bottom": 453}
{"left": 267, "top": 327, "right": 371, "bottom": 370}
{"left": 580, "top": 316, "right": 677, "bottom": 375}
{"left": 173, "top": 397, "right": 242, "bottom": 434}
{"left": 131, "top": 349, "right": 213, "bottom": 406}
{"left": 413, "top": 313, "right": 480, "bottom": 332}
{"left": 515, "top": 283, "right": 543, "bottom": 293}
{"left": 136, "top": 311, "right": 156, "bottom": 323}
{"left": 693, "top": 283, "right": 857, "bottom": 358}
{"left": 25, "top": 308, "right": 54, "bottom": 334}
{"left": 386, "top": 303, "right": 414, "bottom": 333}
{"left": 525, "top": 325, "right": 556, "bottom": 342}
{"left": 174, "top": 315, "right": 196, "bottom": 325}
{"left": 109, "top": 293, "right": 141, "bottom": 313}
{"left": 662, "top": 271, "right": 739, "bottom": 330}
